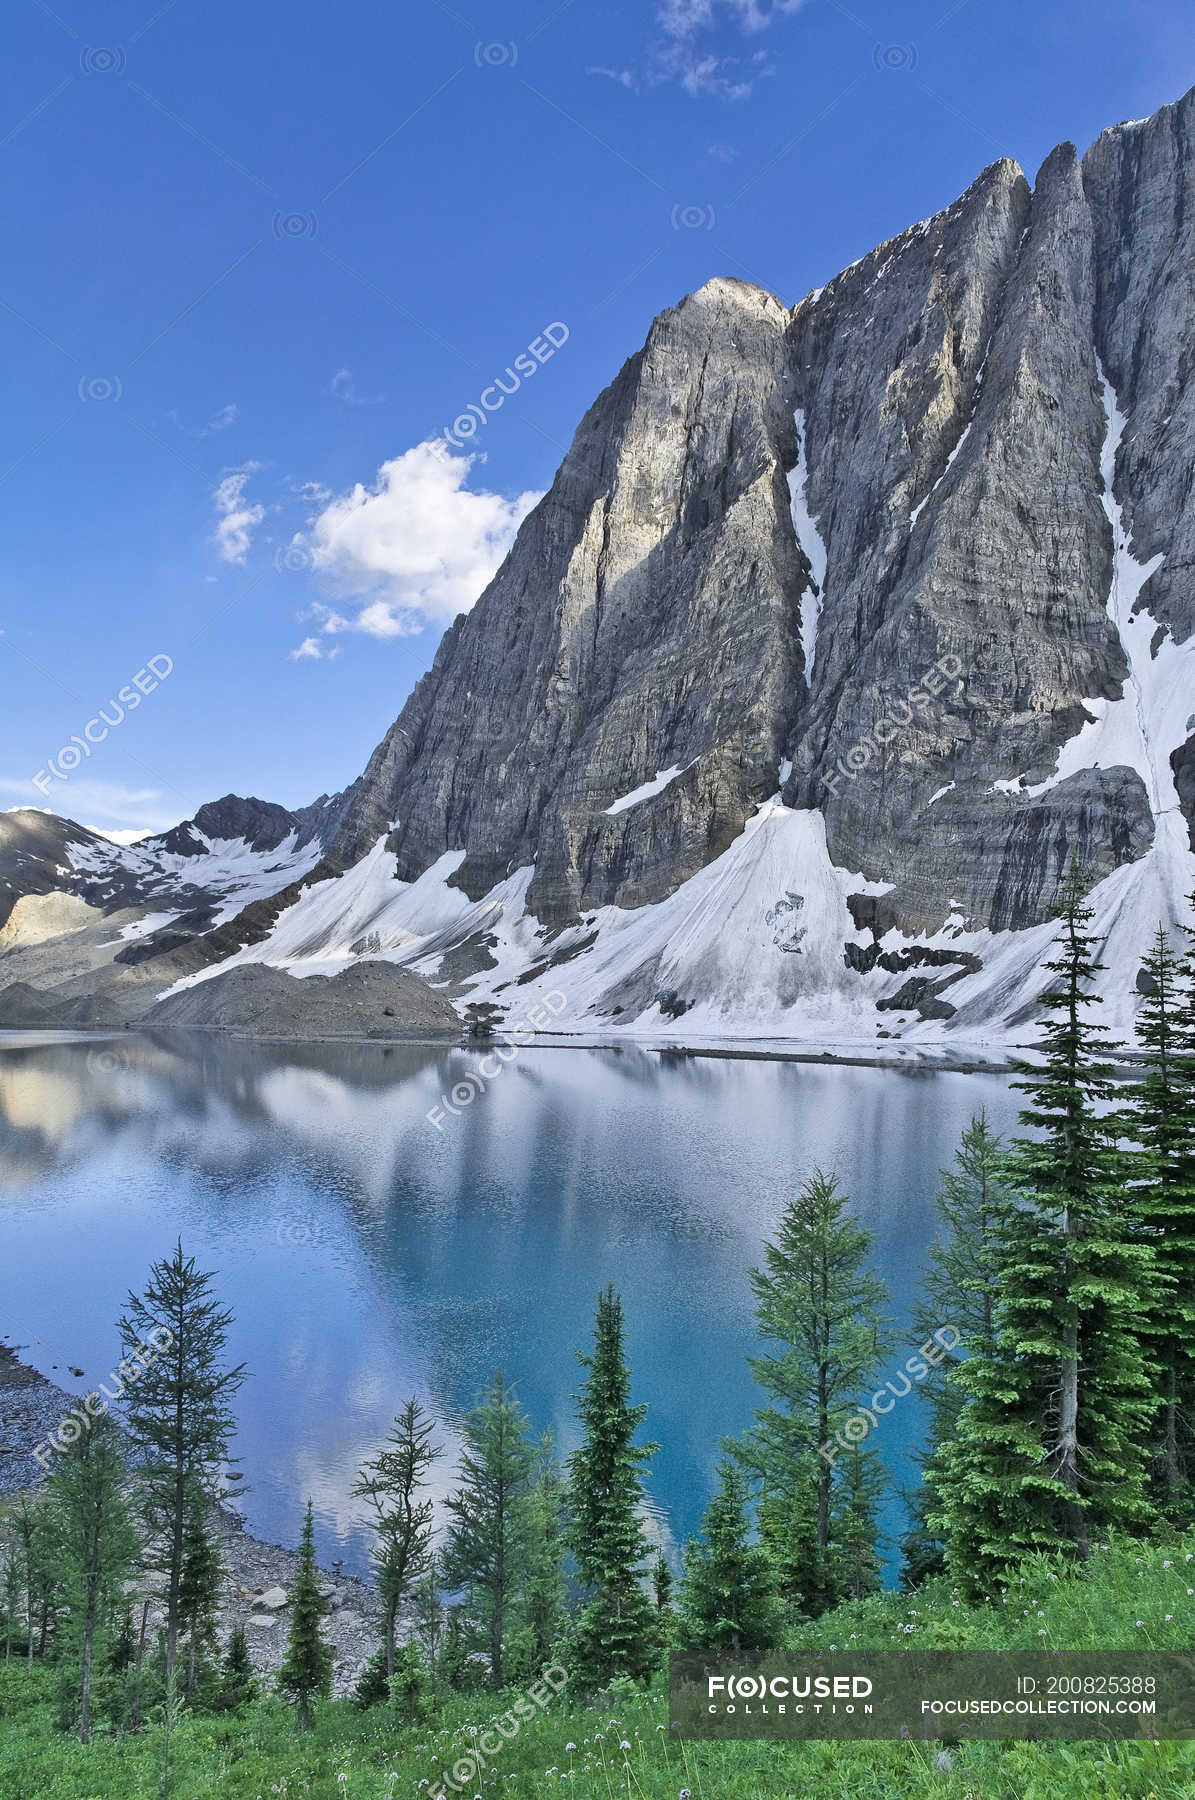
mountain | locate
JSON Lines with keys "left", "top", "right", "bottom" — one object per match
{"left": 5, "top": 87, "right": 1195, "bottom": 1051}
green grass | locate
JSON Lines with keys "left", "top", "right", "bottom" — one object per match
{"left": 3, "top": 1535, "right": 1195, "bottom": 1799}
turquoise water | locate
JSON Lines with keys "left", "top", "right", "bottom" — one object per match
{"left": 0, "top": 1032, "right": 1019, "bottom": 1577}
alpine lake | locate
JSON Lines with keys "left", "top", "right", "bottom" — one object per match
{"left": 0, "top": 1030, "right": 1020, "bottom": 1579}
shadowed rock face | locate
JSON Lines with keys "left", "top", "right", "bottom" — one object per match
{"left": 322, "top": 88, "right": 1195, "bottom": 942}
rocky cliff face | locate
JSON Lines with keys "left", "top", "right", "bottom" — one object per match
{"left": 326, "top": 277, "right": 804, "bottom": 925}
{"left": 8, "top": 88, "right": 1195, "bottom": 1049}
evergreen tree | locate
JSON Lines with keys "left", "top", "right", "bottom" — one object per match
{"left": 1, "top": 1541, "right": 21, "bottom": 1663}
{"left": 677, "top": 1457, "right": 783, "bottom": 1656}
{"left": 178, "top": 1491, "right": 222, "bottom": 1700}
{"left": 902, "top": 1113, "right": 1008, "bottom": 1586}
{"left": 352, "top": 1399, "right": 440, "bottom": 1682}
{"left": 278, "top": 1500, "right": 332, "bottom": 1732}
{"left": 1119, "top": 924, "right": 1195, "bottom": 1512}
{"left": 47, "top": 1414, "right": 139, "bottom": 1742}
{"left": 441, "top": 1371, "right": 535, "bottom": 1690}
{"left": 119, "top": 1243, "right": 245, "bottom": 1684}
{"left": 832, "top": 1445, "right": 885, "bottom": 1601}
{"left": 938, "top": 859, "right": 1159, "bottom": 1587}
{"left": 156, "top": 1668, "right": 183, "bottom": 1800}
{"left": 392, "top": 1640, "right": 432, "bottom": 1723}
{"left": 217, "top": 1625, "right": 257, "bottom": 1712}
{"left": 652, "top": 1551, "right": 675, "bottom": 1651}
{"left": 739, "top": 1169, "right": 889, "bottom": 1616}
{"left": 567, "top": 1287, "right": 659, "bottom": 1688}
{"left": 517, "top": 1432, "right": 567, "bottom": 1675}
{"left": 353, "top": 1647, "right": 392, "bottom": 1708}
{"left": 12, "top": 1495, "right": 59, "bottom": 1663}
{"left": 439, "top": 1604, "right": 468, "bottom": 1690}
{"left": 108, "top": 1603, "right": 136, "bottom": 1675}
{"left": 129, "top": 1597, "right": 154, "bottom": 1731}
{"left": 411, "top": 1555, "right": 444, "bottom": 1679}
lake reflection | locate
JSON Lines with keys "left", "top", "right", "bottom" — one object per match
{"left": 0, "top": 1031, "right": 1020, "bottom": 1577}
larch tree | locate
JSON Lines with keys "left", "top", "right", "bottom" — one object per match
{"left": 352, "top": 1398, "right": 440, "bottom": 1682}
{"left": 739, "top": 1169, "right": 889, "bottom": 1616}
{"left": 177, "top": 1489, "right": 222, "bottom": 1700}
{"left": 441, "top": 1370, "right": 535, "bottom": 1691}
{"left": 831, "top": 1444, "right": 885, "bottom": 1602}
{"left": 47, "top": 1414, "right": 139, "bottom": 1742}
{"left": 118, "top": 1243, "right": 245, "bottom": 1686}
{"left": 516, "top": 1430, "right": 567, "bottom": 1675}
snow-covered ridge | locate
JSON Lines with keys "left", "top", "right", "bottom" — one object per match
{"left": 61, "top": 828, "right": 322, "bottom": 930}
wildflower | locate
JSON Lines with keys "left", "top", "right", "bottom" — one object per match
{"left": 565, "top": 1743, "right": 576, "bottom": 1753}
{"left": 935, "top": 1751, "right": 953, "bottom": 1773}
{"left": 620, "top": 1740, "right": 631, "bottom": 1751}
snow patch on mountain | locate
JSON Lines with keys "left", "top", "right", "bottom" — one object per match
{"left": 787, "top": 409, "right": 829, "bottom": 677}
{"left": 986, "top": 365, "right": 1194, "bottom": 955}
{"left": 152, "top": 790, "right": 1195, "bottom": 1052}
{"left": 605, "top": 765, "right": 687, "bottom": 815}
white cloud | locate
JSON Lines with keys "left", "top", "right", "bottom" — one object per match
{"left": 661, "top": 0, "right": 802, "bottom": 34}
{"left": 288, "top": 635, "right": 340, "bottom": 661}
{"left": 302, "top": 442, "right": 541, "bottom": 636}
{"left": 170, "top": 402, "right": 239, "bottom": 438}
{"left": 212, "top": 464, "right": 264, "bottom": 563}
{"left": 0, "top": 777, "right": 177, "bottom": 836}
{"left": 654, "top": 0, "right": 802, "bottom": 95}
{"left": 329, "top": 367, "right": 385, "bottom": 406}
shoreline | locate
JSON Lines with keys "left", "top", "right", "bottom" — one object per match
{"left": 0, "top": 1022, "right": 1154, "bottom": 1079}
{"left": 1, "top": 1019, "right": 1019, "bottom": 1072}
{"left": 0, "top": 1340, "right": 378, "bottom": 1696}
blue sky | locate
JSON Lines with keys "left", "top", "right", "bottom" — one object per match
{"left": 2, "top": 0, "right": 1191, "bottom": 838}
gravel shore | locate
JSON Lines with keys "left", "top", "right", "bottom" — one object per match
{"left": 0, "top": 1339, "right": 379, "bottom": 1696}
